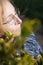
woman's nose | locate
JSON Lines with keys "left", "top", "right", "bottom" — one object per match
{"left": 15, "top": 15, "right": 22, "bottom": 24}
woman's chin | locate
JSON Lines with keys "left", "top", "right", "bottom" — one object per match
{"left": 12, "top": 31, "right": 21, "bottom": 37}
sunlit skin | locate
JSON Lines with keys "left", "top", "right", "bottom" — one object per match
{"left": 2, "top": 0, "right": 22, "bottom": 37}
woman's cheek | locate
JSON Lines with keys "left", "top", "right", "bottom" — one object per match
{"left": 3, "top": 24, "right": 21, "bottom": 36}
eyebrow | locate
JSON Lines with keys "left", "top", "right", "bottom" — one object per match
{"left": 10, "top": 0, "right": 20, "bottom": 15}
{"left": 10, "top": 0, "right": 18, "bottom": 12}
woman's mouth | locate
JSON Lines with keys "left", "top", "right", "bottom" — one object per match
{"left": 0, "top": 33, "right": 6, "bottom": 39}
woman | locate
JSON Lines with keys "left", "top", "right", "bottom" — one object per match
{"left": 0, "top": 0, "right": 22, "bottom": 37}
{"left": 0, "top": 0, "right": 42, "bottom": 59}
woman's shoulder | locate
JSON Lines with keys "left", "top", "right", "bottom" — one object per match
{"left": 24, "top": 32, "right": 42, "bottom": 58}
{"left": 24, "top": 32, "right": 37, "bottom": 43}
{"left": 24, "top": 32, "right": 42, "bottom": 50}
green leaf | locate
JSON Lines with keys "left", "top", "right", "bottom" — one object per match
{"left": 5, "top": 31, "right": 13, "bottom": 40}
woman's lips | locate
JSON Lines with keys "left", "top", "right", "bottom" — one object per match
{"left": 0, "top": 33, "right": 6, "bottom": 39}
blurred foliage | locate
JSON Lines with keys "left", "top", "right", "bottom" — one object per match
{"left": 0, "top": 19, "right": 43, "bottom": 65}
{"left": 21, "top": 19, "right": 40, "bottom": 37}
{"left": 11, "top": 0, "right": 43, "bottom": 24}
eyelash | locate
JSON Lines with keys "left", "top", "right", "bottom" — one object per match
{"left": 3, "top": 14, "right": 15, "bottom": 24}
{"left": 3, "top": 19, "right": 15, "bottom": 25}
{"left": 3, "top": 12, "right": 19, "bottom": 25}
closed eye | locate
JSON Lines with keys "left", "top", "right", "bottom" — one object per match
{"left": 3, "top": 14, "right": 15, "bottom": 24}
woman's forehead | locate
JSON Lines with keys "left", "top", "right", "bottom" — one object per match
{"left": 3, "top": 1, "right": 16, "bottom": 18}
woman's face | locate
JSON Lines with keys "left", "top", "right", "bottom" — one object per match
{"left": 2, "top": 1, "right": 22, "bottom": 37}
